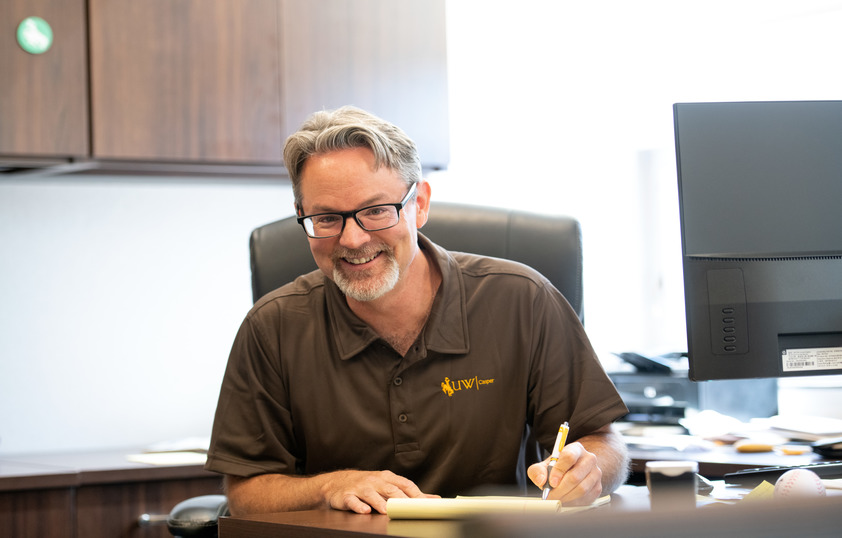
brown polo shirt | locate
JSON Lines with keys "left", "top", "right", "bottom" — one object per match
{"left": 205, "top": 234, "right": 628, "bottom": 497}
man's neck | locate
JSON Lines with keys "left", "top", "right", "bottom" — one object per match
{"left": 346, "top": 247, "right": 441, "bottom": 356}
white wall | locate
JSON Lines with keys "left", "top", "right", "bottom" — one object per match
{"left": 3, "top": 0, "right": 842, "bottom": 455}
{"left": 0, "top": 177, "right": 295, "bottom": 455}
{"left": 435, "top": 0, "right": 842, "bottom": 355}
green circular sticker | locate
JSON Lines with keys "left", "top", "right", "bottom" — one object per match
{"left": 17, "top": 16, "right": 53, "bottom": 55}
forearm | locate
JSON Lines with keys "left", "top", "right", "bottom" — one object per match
{"left": 225, "top": 473, "right": 330, "bottom": 515}
{"left": 577, "top": 426, "right": 630, "bottom": 493}
{"left": 225, "top": 468, "right": 432, "bottom": 516}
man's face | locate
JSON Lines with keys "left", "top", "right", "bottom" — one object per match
{"left": 297, "top": 147, "right": 427, "bottom": 302}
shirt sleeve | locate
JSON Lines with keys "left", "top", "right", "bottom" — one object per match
{"left": 204, "top": 303, "right": 300, "bottom": 478}
{"left": 526, "top": 281, "right": 629, "bottom": 451}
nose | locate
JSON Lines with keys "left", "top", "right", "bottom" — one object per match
{"left": 338, "top": 215, "right": 372, "bottom": 249}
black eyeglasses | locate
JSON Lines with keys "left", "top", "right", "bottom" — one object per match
{"left": 297, "top": 183, "right": 417, "bottom": 239}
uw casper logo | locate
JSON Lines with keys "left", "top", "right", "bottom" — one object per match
{"left": 441, "top": 375, "right": 495, "bottom": 397}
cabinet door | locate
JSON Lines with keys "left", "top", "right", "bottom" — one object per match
{"left": 0, "top": 0, "right": 88, "bottom": 158}
{"left": 280, "top": 0, "right": 450, "bottom": 170}
{"left": 75, "top": 476, "right": 223, "bottom": 538}
{"left": 88, "top": 0, "right": 283, "bottom": 164}
{"left": 0, "top": 488, "right": 74, "bottom": 538}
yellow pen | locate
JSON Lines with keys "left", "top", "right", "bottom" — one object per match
{"left": 541, "top": 421, "right": 569, "bottom": 500}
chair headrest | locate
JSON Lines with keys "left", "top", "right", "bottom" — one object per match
{"left": 249, "top": 202, "right": 583, "bottom": 320}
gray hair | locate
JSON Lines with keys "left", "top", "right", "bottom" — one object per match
{"left": 283, "top": 106, "right": 422, "bottom": 207}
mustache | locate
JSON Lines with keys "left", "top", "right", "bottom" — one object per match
{"left": 331, "top": 243, "right": 394, "bottom": 264}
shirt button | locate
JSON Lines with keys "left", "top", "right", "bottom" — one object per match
{"left": 393, "top": 377, "right": 403, "bottom": 386}
{"left": 398, "top": 413, "right": 408, "bottom": 423}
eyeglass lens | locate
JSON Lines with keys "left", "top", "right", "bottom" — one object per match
{"left": 305, "top": 205, "right": 400, "bottom": 237}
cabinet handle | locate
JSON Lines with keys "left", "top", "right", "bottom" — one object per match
{"left": 137, "top": 513, "right": 168, "bottom": 526}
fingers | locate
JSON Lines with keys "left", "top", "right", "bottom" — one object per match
{"left": 527, "top": 460, "right": 550, "bottom": 489}
{"left": 528, "top": 443, "right": 604, "bottom": 505}
{"left": 325, "top": 470, "right": 430, "bottom": 514}
{"left": 341, "top": 493, "right": 376, "bottom": 514}
{"left": 527, "top": 445, "right": 580, "bottom": 490}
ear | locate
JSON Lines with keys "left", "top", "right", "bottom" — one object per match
{"left": 414, "top": 180, "right": 432, "bottom": 229}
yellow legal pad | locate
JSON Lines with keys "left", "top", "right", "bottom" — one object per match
{"left": 386, "top": 495, "right": 610, "bottom": 520}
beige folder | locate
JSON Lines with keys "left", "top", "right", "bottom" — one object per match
{"left": 386, "top": 497, "right": 561, "bottom": 519}
{"left": 386, "top": 495, "right": 611, "bottom": 520}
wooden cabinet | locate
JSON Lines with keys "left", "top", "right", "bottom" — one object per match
{"left": 88, "top": 0, "right": 283, "bottom": 164}
{"left": 76, "top": 477, "right": 222, "bottom": 538}
{"left": 0, "top": 450, "right": 223, "bottom": 538}
{"left": 0, "top": 485, "right": 74, "bottom": 538}
{"left": 0, "top": 0, "right": 89, "bottom": 161}
{"left": 1, "top": 0, "right": 448, "bottom": 173}
{"left": 279, "top": 0, "right": 450, "bottom": 169}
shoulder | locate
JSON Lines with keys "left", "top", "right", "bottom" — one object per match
{"left": 425, "top": 239, "right": 578, "bottom": 323}
{"left": 248, "top": 269, "right": 327, "bottom": 320}
{"left": 421, "top": 235, "right": 558, "bottom": 306}
{"left": 450, "top": 252, "right": 547, "bottom": 285}
{"left": 421, "top": 232, "right": 549, "bottom": 285}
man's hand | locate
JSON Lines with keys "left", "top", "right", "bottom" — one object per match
{"left": 321, "top": 470, "right": 439, "bottom": 514}
{"left": 526, "top": 424, "right": 629, "bottom": 506}
{"left": 226, "top": 470, "right": 439, "bottom": 516}
{"left": 527, "top": 442, "right": 603, "bottom": 506}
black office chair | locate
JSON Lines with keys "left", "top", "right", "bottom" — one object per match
{"left": 250, "top": 201, "right": 583, "bottom": 318}
{"left": 167, "top": 202, "right": 583, "bottom": 537}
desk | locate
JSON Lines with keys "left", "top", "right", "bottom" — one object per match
{"left": 218, "top": 485, "right": 650, "bottom": 537}
{"left": 628, "top": 444, "right": 823, "bottom": 481}
{"left": 218, "top": 446, "right": 828, "bottom": 536}
{"left": 0, "top": 448, "right": 222, "bottom": 538}
{"left": 219, "top": 484, "right": 842, "bottom": 538}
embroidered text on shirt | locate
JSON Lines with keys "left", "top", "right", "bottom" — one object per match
{"left": 441, "top": 376, "right": 495, "bottom": 397}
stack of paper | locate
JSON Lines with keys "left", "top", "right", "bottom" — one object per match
{"left": 386, "top": 498, "right": 560, "bottom": 519}
{"left": 767, "top": 415, "right": 842, "bottom": 441}
{"left": 386, "top": 495, "right": 611, "bottom": 520}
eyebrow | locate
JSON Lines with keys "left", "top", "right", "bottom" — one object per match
{"left": 308, "top": 193, "right": 392, "bottom": 214}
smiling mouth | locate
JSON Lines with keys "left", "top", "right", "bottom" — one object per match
{"left": 344, "top": 252, "right": 379, "bottom": 265}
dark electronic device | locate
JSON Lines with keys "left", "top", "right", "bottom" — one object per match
{"left": 615, "top": 352, "right": 674, "bottom": 375}
{"left": 609, "top": 351, "right": 778, "bottom": 423}
{"left": 674, "top": 101, "right": 842, "bottom": 381}
{"left": 812, "top": 436, "right": 842, "bottom": 459}
{"left": 723, "top": 460, "right": 842, "bottom": 488}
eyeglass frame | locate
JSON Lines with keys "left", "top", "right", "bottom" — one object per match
{"left": 296, "top": 182, "right": 418, "bottom": 239}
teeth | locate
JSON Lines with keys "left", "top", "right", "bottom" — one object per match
{"left": 347, "top": 254, "right": 377, "bottom": 265}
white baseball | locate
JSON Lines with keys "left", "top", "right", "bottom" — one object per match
{"left": 773, "top": 469, "right": 826, "bottom": 498}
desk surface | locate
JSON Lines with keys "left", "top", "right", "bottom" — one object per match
{"left": 219, "top": 484, "right": 842, "bottom": 538}
{"left": 218, "top": 445, "right": 835, "bottom": 537}
{"left": 0, "top": 448, "right": 215, "bottom": 492}
{"left": 627, "top": 444, "right": 823, "bottom": 477}
{"left": 219, "top": 485, "right": 651, "bottom": 538}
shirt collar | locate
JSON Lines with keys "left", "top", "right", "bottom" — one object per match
{"left": 323, "top": 233, "right": 470, "bottom": 359}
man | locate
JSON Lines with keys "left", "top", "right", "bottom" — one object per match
{"left": 205, "top": 106, "right": 629, "bottom": 516}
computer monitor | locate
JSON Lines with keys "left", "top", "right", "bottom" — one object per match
{"left": 674, "top": 101, "right": 842, "bottom": 381}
